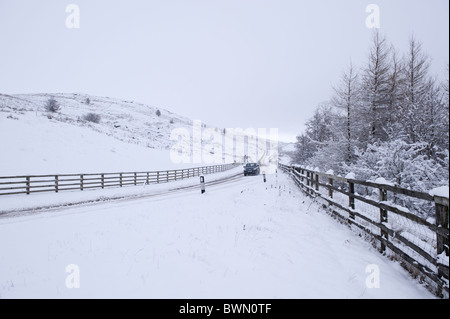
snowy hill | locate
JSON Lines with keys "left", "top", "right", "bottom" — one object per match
{"left": 0, "top": 169, "right": 434, "bottom": 298}
{"left": 0, "top": 92, "right": 197, "bottom": 150}
{"left": 0, "top": 93, "right": 278, "bottom": 175}
{"left": 0, "top": 93, "right": 201, "bottom": 175}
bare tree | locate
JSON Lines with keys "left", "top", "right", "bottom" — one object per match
{"left": 331, "top": 62, "right": 360, "bottom": 163}
{"left": 442, "top": 63, "right": 449, "bottom": 115}
{"left": 385, "top": 47, "right": 405, "bottom": 138}
{"left": 361, "top": 31, "right": 391, "bottom": 143}
{"left": 398, "top": 36, "right": 432, "bottom": 144}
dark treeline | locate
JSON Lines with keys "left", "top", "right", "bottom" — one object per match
{"left": 293, "top": 31, "right": 449, "bottom": 194}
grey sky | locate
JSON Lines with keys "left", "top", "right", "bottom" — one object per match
{"left": 0, "top": 0, "right": 448, "bottom": 142}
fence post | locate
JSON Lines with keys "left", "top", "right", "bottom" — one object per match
{"left": 306, "top": 172, "right": 310, "bottom": 188}
{"left": 146, "top": 172, "right": 150, "bottom": 184}
{"left": 26, "top": 176, "right": 30, "bottom": 195}
{"left": 435, "top": 195, "right": 449, "bottom": 292}
{"left": 134, "top": 173, "right": 137, "bottom": 185}
{"left": 55, "top": 175, "right": 59, "bottom": 193}
{"left": 157, "top": 171, "right": 160, "bottom": 183}
{"left": 435, "top": 195, "right": 449, "bottom": 256}
{"left": 167, "top": 171, "right": 169, "bottom": 182}
{"left": 315, "top": 173, "right": 319, "bottom": 192}
{"left": 120, "top": 173, "right": 123, "bottom": 187}
{"left": 328, "top": 177, "right": 333, "bottom": 198}
{"left": 379, "top": 188, "right": 388, "bottom": 253}
{"left": 348, "top": 181, "right": 355, "bottom": 220}
{"left": 80, "top": 175, "right": 84, "bottom": 191}
{"left": 101, "top": 174, "right": 105, "bottom": 189}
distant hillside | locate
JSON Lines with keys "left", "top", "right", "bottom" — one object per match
{"left": 278, "top": 142, "right": 296, "bottom": 164}
{"left": 0, "top": 93, "right": 196, "bottom": 151}
{"left": 0, "top": 93, "right": 280, "bottom": 175}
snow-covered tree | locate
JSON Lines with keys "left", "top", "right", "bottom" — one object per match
{"left": 44, "top": 98, "right": 61, "bottom": 113}
{"left": 397, "top": 36, "right": 432, "bottom": 144}
{"left": 345, "top": 140, "right": 449, "bottom": 216}
{"left": 331, "top": 63, "right": 360, "bottom": 163}
{"left": 293, "top": 104, "right": 336, "bottom": 166}
{"left": 360, "top": 31, "right": 392, "bottom": 143}
{"left": 385, "top": 47, "right": 405, "bottom": 139}
{"left": 292, "top": 32, "right": 449, "bottom": 197}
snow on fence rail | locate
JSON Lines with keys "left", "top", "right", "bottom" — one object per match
{"left": 279, "top": 163, "right": 449, "bottom": 297}
{"left": 0, "top": 163, "right": 238, "bottom": 196}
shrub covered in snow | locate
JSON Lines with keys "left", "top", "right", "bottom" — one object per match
{"left": 44, "top": 98, "right": 61, "bottom": 113}
{"left": 345, "top": 140, "right": 449, "bottom": 192}
{"left": 82, "top": 113, "right": 101, "bottom": 124}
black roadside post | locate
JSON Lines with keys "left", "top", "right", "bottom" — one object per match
{"left": 263, "top": 172, "right": 266, "bottom": 183}
{"left": 200, "top": 175, "right": 206, "bottom": 194}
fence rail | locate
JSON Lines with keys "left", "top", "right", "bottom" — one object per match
{"left": 279, "top": 163, "right": 449, "bottom": 297}
{"left": 0, "top": 163, "right": 239, "bottom": 196}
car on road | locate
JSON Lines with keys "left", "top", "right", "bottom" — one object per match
{"left": 243, "top": 163, "right": 260, "bottom": 176}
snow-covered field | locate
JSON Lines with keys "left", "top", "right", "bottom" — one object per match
{"left": 0, "top": 169, "right": 435, "bottom": 299}
{"left": 0, "top": 111, "right": 186, "bottom": 175}
{"left": 0, "top": 93, "right": 206, "bottom": 175}
{"left": 0, "top": 93, "right": 280, "bottom": 175}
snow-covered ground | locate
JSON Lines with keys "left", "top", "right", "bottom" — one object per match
{"left": 0, "top": 93, "right": 213, "bottom": 175}
{"left": 0, "top": 92, "right": 436, "bottom": 299}
{"left": 0, "top": 109, "right": 188, "bottom": 175}
{"left": 0, "top": 169, "right": 435, "bottom": 298}
{"left": 0, "top": 93, "right": 278, "bottom": 175}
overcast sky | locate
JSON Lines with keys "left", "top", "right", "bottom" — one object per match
{"left": 0, "top": 0, "right": 448, "bottom": 142}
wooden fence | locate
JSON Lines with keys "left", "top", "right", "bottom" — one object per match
{"left": 279, "top": 163, "right": 449, "bottom": 297}
{"left": 0, "top": 163, "right": 238, "bottom": 196}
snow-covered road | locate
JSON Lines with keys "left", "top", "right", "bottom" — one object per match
{"left": 0, "top": 169, "right": 435, "bottom": 298}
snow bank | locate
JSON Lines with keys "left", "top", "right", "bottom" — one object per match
{"left": 345, "top": 172, "right": 356, "bottom": 179}
{"left": 0, "top": 171, "right": 435, "bottom": 299}
{"left": 429, "top": 186, "right": 449, "bottom": 198}
{"left": 373, "top": 177, "right": 395, "bottom": 186}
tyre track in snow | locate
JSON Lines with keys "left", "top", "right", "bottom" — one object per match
{"left": 0, "top": 171, "right": 247, "bottom": 220}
